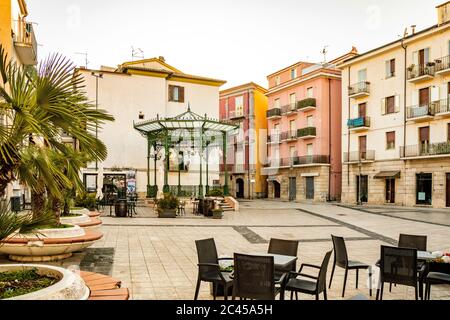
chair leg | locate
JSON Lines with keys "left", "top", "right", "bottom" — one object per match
{"left": 342, "top": 268, "right": 348, "bottom": 298}
{"left": 194, "top": 278, "right": 201, "bottom": 300}
{"left": 389, "top": 282, "right": 392, "bottom": 292}
{"left": 329, "top": 263, "right": 336, "bottom": 289}
{"left": 323, "top": 288, "right": 328, "bottom": 301}
{"left": 315, "top": 292, "right": 319, "bottom": 300}
{"left": 213, "top": 283, "right": 217, "bottom": 300}
{"left": 415, "top": 285, "right": 418, "bottom": 301}
{"left": 368, "top": 266, "right": 373, "bottom": 297}
{"left": 224, "top": 284, "right": 229, "bottom": 301}
{"left": 290, "top": 291, "right": 293, "bottom": 300}
{"left": 295, "top": 292, "right": 298, "bottom": 300}
{"left": 380, "top": 282, "right": 384, "bottom": 301}
{"left": 376, "top": 288, "right": 380, "bottom": 300}
{"left": 356, "top": 269, "right": 359, "bottom": 289}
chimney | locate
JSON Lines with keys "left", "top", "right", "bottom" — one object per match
{"left": 437, "top": 1, "right": 450, "bottom": 25}
{"left": 411, "top": 25, "right": 416, "bottom": 35}
{"left": 159, "top": 56, "right": 165, "bottom": 62}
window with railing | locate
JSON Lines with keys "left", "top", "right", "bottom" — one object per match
{"left": 348, "top": 81, "right": 370, "bottom": 96}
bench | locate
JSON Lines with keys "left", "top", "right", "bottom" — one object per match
{"left": 80, "top": 271, "right": 130, "bottom": 300}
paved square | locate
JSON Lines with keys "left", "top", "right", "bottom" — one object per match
{"left": 1, "top": 200, "right": 449, "bottom": 300}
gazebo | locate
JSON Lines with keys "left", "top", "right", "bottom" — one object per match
{"left": 133, "top": 106, "right": 239, "bottom": 199}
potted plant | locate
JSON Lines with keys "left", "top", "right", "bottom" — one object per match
{"left": 407, "top": 64, "right": 415, "bottom": 72}
{"left": 156, "top": 193, "right": 179, "bottom": 218}
{"left": 212, "top": 208, "right": 224, "bottom": 219}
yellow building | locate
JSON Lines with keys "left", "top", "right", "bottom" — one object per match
{"left": 219, "top": 83, "right": 269, "bottom": 199}
{"left": 0, "top": 0, "right": 37, "bottom": 66}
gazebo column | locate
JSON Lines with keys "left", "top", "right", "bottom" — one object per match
{"left": 205, "top": 142, "right": 209, "bottom": 195}
{"left": 146, "top": 137, "right": 151, "bottom": 198}
{"left": 177, "top": 143, "right": 182, "bottom": 197}
{"left": 223, "top": 132, "right": 229, "bottom": 196}
{"left": 163, "top": 130, "right": 170, "bottom": 194}
{"left": 198, "top": 129, "right": 204, "bottom": 198}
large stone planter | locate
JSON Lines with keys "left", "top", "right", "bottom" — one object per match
{"left": 60, "top": 214, "right": 102, "bottom": 231}
{"left": 0, "top": 225, "right": 102, "bottom": 262}
{"left": 70, "top": 208, "right": 90, "bottom": 215}
{"left": 0, "top": 264, "right": 89, "bottom": 300}
{"left": 158, "top": 209, "right": 177, "bottom": 218}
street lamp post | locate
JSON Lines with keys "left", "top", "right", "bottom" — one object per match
{"left": 91, "top": 72, "right": 103, "bottom": 171}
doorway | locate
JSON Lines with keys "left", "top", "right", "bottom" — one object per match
{"left": 273, "top": 181, "right": 281, "bottom": 199}
{"left": 288, "top": 177, "right": 296, "bottom": 201}
{"left": 359, "top": 136, "right": 367, "bottom": 160}
{"left": 385, "top": 179, "right": 395, "bottom": 204}
{"left": 356, "top": 175, "right": 368, "bottom": 203}
{"left": 447, "top": 173, "right": 450, "bottom": 208}
{"left": 236, "top": 178, "right": 245, "bottom": 199}
{"left": 416, "top": 173, "right": 432, "bottom": 205}
{"left": 305, "top": 177, "right": 314, "bottom": 200}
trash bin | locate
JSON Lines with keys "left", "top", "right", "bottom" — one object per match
{"left": 10, "top": 196, "right": 21, "bottom": 212}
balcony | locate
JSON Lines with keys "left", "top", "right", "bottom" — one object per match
{"left": 229, "top": 110, "right": 245, "bottom": 120}
{"left": 347, "top": 116, "right": 370, "bottom": 132}
{"left": 344, "top": 150, "right": 375, "bottom": 163}
{"left": 407, "top": 64, "right": 435, "bottom": 83}
{"left": 348, "top": 82, "right": 370, "bottom": 99}
{"left": 13, "top": 19, "right": 38, "bottom": 65}
{"left": 267, "top": 134, "right": 281, "bottom": 145}
{"left": 281, "top": 130, "right": 298, "bottom": 142}
{"left": 435, "top": 55, "right": 450, "bottom": 76}
{"left": 266, "top": 108, "right": 282, "bottom": 119}
{"left": 297, "top": 98, "right": 316, "bottom": 112}
{"left": 281, "top": 103, "right": 298, "bottom": 116}
{"left": 406, "top": 103, "right": 437, "bottom": 122}
{"left": 400, "top": 142, "right": 450, "bottom": 159}
{"left": 435, "top": 99, "right": 450, "bottom": 118}
{"left": 277, "top": 155, "right": 330, "bottom": 167}
{"left": 297, "top": 127, "right": 316, "bottom": 140}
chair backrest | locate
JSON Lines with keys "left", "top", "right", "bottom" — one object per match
{"left": 232, "top": 253, "right": 275, "bottom": 300}
{"left": 195, "top": 238, "right": 220, "bottom": 279}
{"left": 268, "top": 238, "right": 299, "bottom": 257}
{"left": 317, "top": 250, "right": 333, "bottom": 293}
{"left": 380, "top": 245, "right": 417, "bottom": 287}
{"left": 331, "top": 235, "right": 348, "bottom": 268}
{"left": 398, "top": 234, "right": 427, "bottom": 251}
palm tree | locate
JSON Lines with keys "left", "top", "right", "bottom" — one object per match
{"left": 0, "top": 45, "right": 114, "bottom": 199}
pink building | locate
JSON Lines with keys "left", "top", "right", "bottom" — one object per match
{"left": 263, "top": 49, "right": 357, "bottom": 201}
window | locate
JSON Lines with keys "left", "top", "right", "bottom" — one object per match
{"left": 358, "top": 102, "right": 366, "bottom": 118}
{"left": 274, "top": 98, "right": 280, "bottom": 109}
{"left": 289, "top": 119, "right": 296, "bottom": 132}
{"left": 169, "top": 85, "right": 185, "bottom": 102}
{"left": 416, "top": 173, "right": 432, "bottom": 205}
{"left": 385, "top": 59, "right": 396, "bottom": 78}
{"left": 291, "top": 68, "right": 297, "bottom": 79}
{"left": 419, "top": 126, "right": 430, "bottom": 154}
{"left": 307, "top": 143, "right": 313, "bottom": 156}
{"left": 386, "top": 131, "right": 395, "bottom": 150}
{"left": 289, "top": 146, "right": 297, "bottom": 158}
{"left": 358, "top": 69, "right": 367, "bottom": 82}
{"left": 289, "top": 93, "right": 296, "bottom": 106}
{"left": 307, "top": 87, "right": 314, "bottom": 98}
{"left": 83, "top": 174, "right": 98, "bottom": 193}
{"left": 235, "top": 96, "right": 244, "bottom": 116}
{"left": 275, "top": 76, "right": 281, "bottom": 86}
{"left": 307, "top": 115, "right": 314, "bottom": 127}
{"left": 382, "top": 96, "right": 399, "bottom": 115}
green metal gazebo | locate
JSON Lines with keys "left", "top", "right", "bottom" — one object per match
{"left": 133, "top": 106, "right": 239, "bottom": 199}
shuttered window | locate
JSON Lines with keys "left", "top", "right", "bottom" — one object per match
{"left": 382, "top": 95, "right": 400, "bottom": 115}
{"left": 385, "top": 59, "right": 396, "bottom": 78}
{"left": 448, "top": 123, "right": 450, "bottom": 141}
{"left": 419, "top": 126, "right": 430, "bottom": 143}
{"left": 168, "top": 85, "right": 185, "bottom": 102}
{"left": 386, "top": 131, "right": 395, "bottom": 150}
{"left": 386, "top": 96, "right": 395, "bottom": 114}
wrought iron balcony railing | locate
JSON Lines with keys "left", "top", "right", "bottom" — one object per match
{"left": 407, "top": 63, "right": 435, "bottom": 80}
{"left": 297, "top": 127, "right": 316, "bottom": 138}
{"left": 297, "top": 98, "right": 316, "bottom": 111}
{"left": 266, "top": 108, "right": 282, "bottom": 118}
{"left": 343, "top": 150, "right": 375, "bottom": 162}
{"left": 400, "top": 142, "right": 450, "bottom": 158}
{"left": 281, "top": 103, "right": 298, "bottom": 115}
{"left": 281, "top": 130, "right": 298, "bottom": 141}
{"left": 347, "top": 116, "right": 370, "bottom": 129}
{"left": 435, "top": 55, "right": 450, "bottom": 73}
{"left": 276, "top": 155, "right": 330, "bottom": 167}
{"left": 406, "top": 102, "right": 438, "bottom": 119}
{"left": 348, "top": 81, "right": 370, "bottom": 97}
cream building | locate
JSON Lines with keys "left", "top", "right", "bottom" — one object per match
{"left": 340, "top": 2, "right": 450, "bottom": 208}
{"left": 77, "top": 58, "right": 226, "bottom": 198}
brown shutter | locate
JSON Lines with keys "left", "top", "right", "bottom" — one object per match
{"left": 386, "top": 131, "right": 395, "bottom": 149}
{"left": 179, "top": 86, "right": 185, "bottom": 103}
{"left": 168, "top": 85, "right": 174, "bottom": 102}
{"left": 358, "top": 103, "right": 366, "bottom": 118}
{"left": 387, "top": 96, "right": 395, "bottom": 114}
{"left": 390, "top": 59, "right": 396, "bottom": 76}
{"left": 359, "top": 136, "right": 367, "bottom": 151}
{"left": 419, "top": 126, "right": 430, "bottom": 142}
{"left": 419, "top": 88, "right": 430, "bottom": 106}
{"left": 448, "top": 123, "right": 450, "bottom": 141}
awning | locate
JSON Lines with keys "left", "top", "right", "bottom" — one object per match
{"left": 374, "top": 171, "right": 401, "bottom": 179}
{"left": 267, "top": 176, "right": 280, "bottom": 183}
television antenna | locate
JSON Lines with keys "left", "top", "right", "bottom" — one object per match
{"left": 320, "top": 45, "right": 329, "bottom": 63}
{"left": 75, "top": 52, "right": 89, "bottom": 68}
{"left": 131, "top": 46, "right": 144, "bottom": 61}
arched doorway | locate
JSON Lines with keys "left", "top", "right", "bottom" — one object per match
{"left": 236, "top": 178, "right": 245, "bottom": 198}
{"left": 273, "top": 181, "right": 281, "bottom": 199}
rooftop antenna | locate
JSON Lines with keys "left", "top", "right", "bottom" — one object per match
{"left": 321, "top": 45, "right": 329, "bottom": 64}
{"left": 75, "top": 52, "right": 89, "bottom": 68}
{"left": 131, "top": 46, "right": 144, "bottom": 61}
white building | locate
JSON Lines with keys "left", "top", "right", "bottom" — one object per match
{"left": 339, "top": 2, "right": 450, "bottom": 208}
{"left": 77, "top": 57, "right": 226, "bottom": 198}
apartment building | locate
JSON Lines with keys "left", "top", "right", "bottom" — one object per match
{"left": 219, "top": 82, "right": 268, "bottom": 199}
{"left": 262, "top": 50, "right": 357, "bottom": 202}
{"left": 340, "top": 2, "right": 450, "bottom": 208}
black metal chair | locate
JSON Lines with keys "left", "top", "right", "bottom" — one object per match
{"left": 329, "top": 235, "right": 372, "bottom": 297}
{"left": 268, "top": 238, "right": 299, "bottom": 276}
{"left": 283, "top": 250, "right": 333, "bottom": 300}
{"left": 424, "top": 261, "right": 450, "bottom": 300}
{"left": 194, "top": 238, "right": 233, "bottom": 300}
{"left": 232, "top": 253, "right": 284, "bottom": 300}
{"left": 376, "top": 246, "right": 418, "bottom": 300}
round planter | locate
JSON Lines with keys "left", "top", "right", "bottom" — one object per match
{"left": 0, "top": 226, "right": 102, "bottom": 262}
{"left": 0, "top": 264, "right": 89, "bottom": 300}
{"left": 88, "top": 210, "right": 101, "bottom": 218}
{"left": 70, "top": 208, "right": 90, "bottom": 215}
{"left": 60, "top": 215, "right": 102, "bottom": 231}
{"left": 60, "top": 214, "right": 91, "bottom": 226}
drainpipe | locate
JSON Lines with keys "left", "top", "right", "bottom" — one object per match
{"left": 328, "top": 78, "right": 332, "bottom": 201}
{"left": 347, "top": 66, "right": 351, "bottom": 190}
{"left": 401, "top": 38, "right": 408, "bottom": 205}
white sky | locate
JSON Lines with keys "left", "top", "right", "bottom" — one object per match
{"left": 27, "top": 0, "right": 443, "bottom": 89}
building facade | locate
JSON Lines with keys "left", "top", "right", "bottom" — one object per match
{"left": 219, "top": 83, "right": 268, "bottom": 199}
{"left": 78, "top": 58, "right": 226, "bottom": 198}
{"left": 262, "top": 51, "right": 356, "bottom": 202}
{"left": 0, "top": 0, "right": 37, "bottom": 203}
{"left": 340, "top": 2, "right": 450, "bottom": 208}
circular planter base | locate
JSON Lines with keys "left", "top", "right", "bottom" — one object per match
{"left": 9, "top": 253, "right": 73, "bottom": 262}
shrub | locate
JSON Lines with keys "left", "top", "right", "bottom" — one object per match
{"left": 206, "top": 189, "right": 223, "bottom": 197}
{"left": 74, "top": 193, "right": 97, "bottom": 211}
{"left": 156, "top": 193, "right": 179, "bottom": 212}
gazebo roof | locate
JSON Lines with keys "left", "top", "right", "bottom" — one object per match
{"left": 133, "top": 106, "right": 239, "bottom": 136}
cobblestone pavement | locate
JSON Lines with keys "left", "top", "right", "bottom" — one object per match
{"left": 1, "top": 200, "right": 449, "bottom": 300}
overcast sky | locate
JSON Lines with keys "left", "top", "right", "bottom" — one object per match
{"left": 27, "top": 0, "right": 442, "bottom": 89}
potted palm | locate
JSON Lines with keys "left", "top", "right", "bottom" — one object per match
{"left": 156, "top": 193, "right": 179, "bottom": 218}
